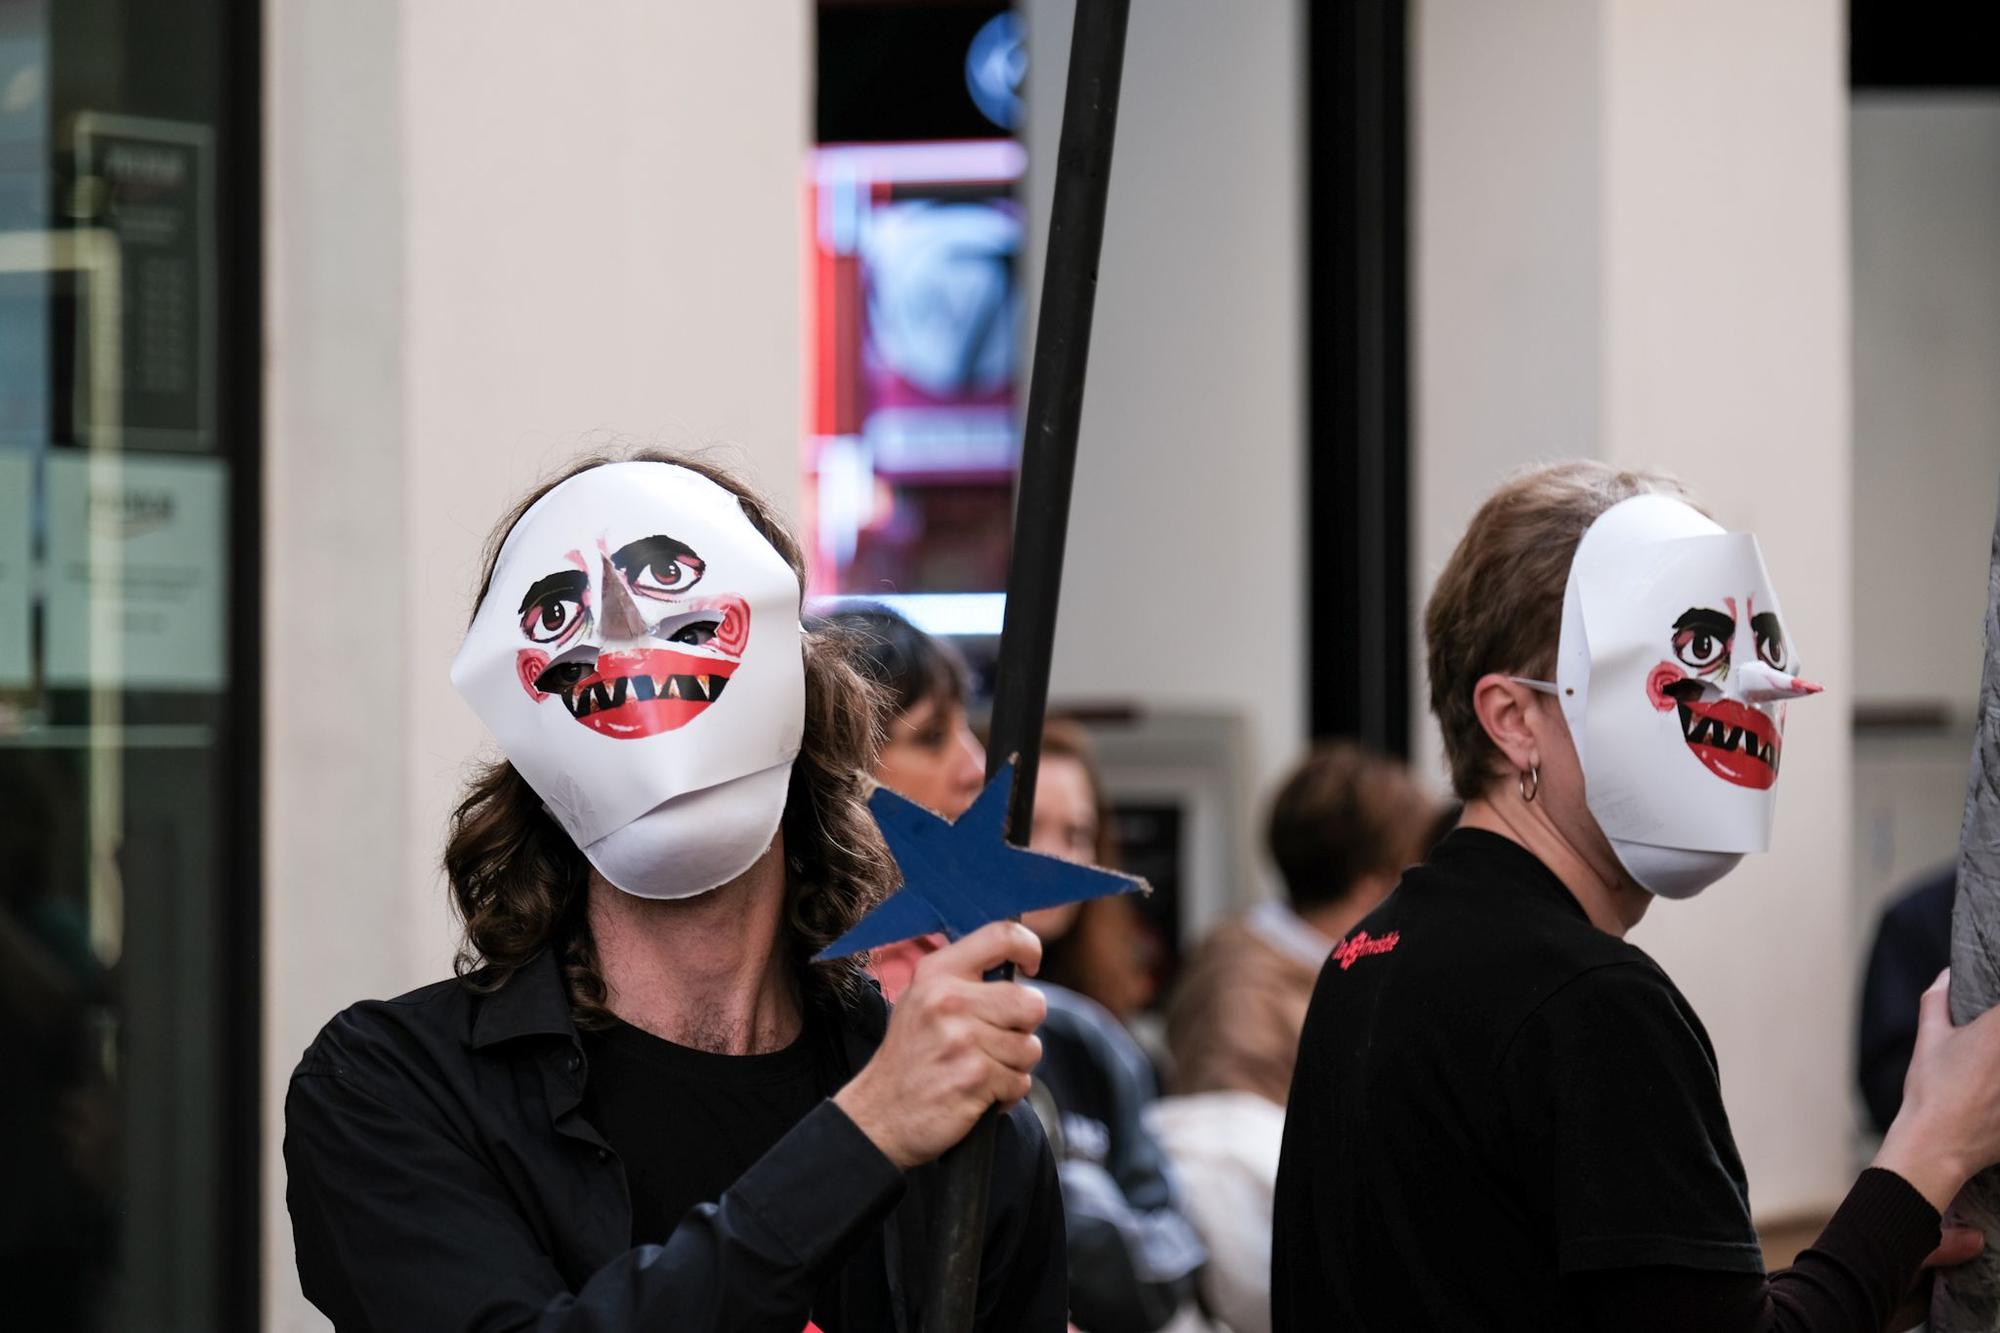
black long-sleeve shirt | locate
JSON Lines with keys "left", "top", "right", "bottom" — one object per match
{"left": 285, "top": 949, "right": 1067, "bottom": 1331}
{"left": 1274, "top": 829, "right": 1940, "bottom": 1332}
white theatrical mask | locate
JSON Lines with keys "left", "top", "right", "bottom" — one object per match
{"left": 1550, "top": 494, "right": 1820, "bottom": 898}
{"left": 450, "top": 462, "right": 805, "bottom": 899}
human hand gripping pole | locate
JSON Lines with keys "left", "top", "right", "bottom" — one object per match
{"left": 831, "top": 921, "right": 1050, "bottom": 1170}
{"left": 814, "top": 766, "right": 1145, "bottom": 1325}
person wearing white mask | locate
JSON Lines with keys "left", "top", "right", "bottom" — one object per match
{"left": 1273, "top": 461, "right": 2000, "bottom": 1331}
{"left": 285, "top": 452, "right": 1066, "bottom": 1331}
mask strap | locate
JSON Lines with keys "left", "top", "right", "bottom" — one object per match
{"left": 1509, "top": 676, "right": 1561, "bottom": 697}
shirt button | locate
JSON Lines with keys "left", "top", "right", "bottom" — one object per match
{"left": 567, "top": 1054, "right": 581, "bottom": 1073}
{"left": 597, "top": 1148, "right": 610, "bottom": 1162}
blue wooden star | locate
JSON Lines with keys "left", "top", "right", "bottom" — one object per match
{"left": 816, "top": 760, "right": 1147, "bottom": 961}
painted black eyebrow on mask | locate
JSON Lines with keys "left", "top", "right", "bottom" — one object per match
{"left": 1751, "top": 610, "right": 1784, "bottom": 647}
{"left": 1673, "top": 607, "right": 1736, "bottom": 640}
{"left": 518, "top": 568, "right": 588, "bottom": 617}
{"left": 609, "top": 534, "right": 704, "bottom": 579}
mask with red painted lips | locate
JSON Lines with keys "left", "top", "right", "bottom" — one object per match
{"left": 1545, "top": 495, "right": 1822, "bottom": 899}
{"left": 1672, "top": 692, "right": 1781, "bottom": 789}
{"left": 451, "top": 463, "right": 805, "bottom": 900}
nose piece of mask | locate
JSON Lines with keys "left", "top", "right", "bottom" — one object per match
{"left": 598, "top": 554, "right": 650, "bottom": 641}
{"left": 1729, "top": 661, "right": 1823, "bottom": 704}
{"left": 580, "top": 758, "right": 796, "bottom": 900}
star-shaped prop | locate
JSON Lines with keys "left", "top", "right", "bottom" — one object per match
{"left": 816, "top": 760, "right": 1147, "bottom": 961}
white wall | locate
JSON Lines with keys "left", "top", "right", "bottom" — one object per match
{"left": 1023, "top": 0, "right": 1306, "bottom": 901}
{"left": 1851, "top": 98, "right": 2000, "bottom": 708}
{"left": 1412, "top": 0, "right": 1604, "bottom": 793}
{"left": 263, "top": 3, "right": 808, "bottom": 1326}
{"left": 1416, "top": 0, "right": 1853, "bottom": 1220}
{"left": 262, "top": 3, "right": 411, "bottom": 1323}
{"left": 1848, "top": 96, "right": 2000, "bottom": 1039}
{"left": 1599, "top": 0, "right": 1851, "bottom": 1221}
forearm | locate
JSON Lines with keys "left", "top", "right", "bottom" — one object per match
{"left": 290, "top": 1076, "right": 901, "bottom": 1333}
{"left": 1559, "top": 1169, "right": 1941, "bottom": 1333}
{"left": 550, "top": 1100, "right": 905, "bottom": 1330}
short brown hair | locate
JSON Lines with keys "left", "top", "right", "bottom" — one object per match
{"left": 1424, "top": 460, "right": 1688, "bottom": 799}
{"left": 445, "top": 448, "right": 896, "bottom": 1024}
{"left": 1266, "top": 741, "right": 1434, "bottom": 912}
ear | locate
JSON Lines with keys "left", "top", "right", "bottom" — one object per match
{"left": 1470, "top": 672, "right": 1542, "bottom": 778}
{"left": 517, "top": 649, "right": 551, "bottom": 701}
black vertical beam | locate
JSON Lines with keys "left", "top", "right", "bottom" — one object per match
{"left": 1308, "top": 0, "right": 1410, "bottom": 755}
{"left": 220, "top": 0, "right": 263, "bottom": 1326}
{"left": 922, "top": 2, "right": 1129, "bottom": 1329}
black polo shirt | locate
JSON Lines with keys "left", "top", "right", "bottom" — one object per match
{"left": 1272, "top": 828, "right": 1763, "bottom": 1331}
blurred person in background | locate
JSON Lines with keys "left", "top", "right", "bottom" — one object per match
{"left": 834, "top": 615, "right": 1205, "bottom": 1333}
{"left": 1027, "top": 724, "right": 1163, "bottom": 1028}
{"left": 1023, "top": 716, "right": 1207, "bottom": 1333}
{"left": 1166, "top": 740, "right": 1437, "bottom": 1107}
{"left": 286, "top": 457, "right": 1064, "bottom": 1329}
{"left": 0, "top": 756, "right": 115, "bottom": 1332}
{"left": 1858, "top": 863, "right": 1956, "bottom": 1135}
{"left": 822, "top": 604, "right": 985, "bottom": 1002}
{"left": 1148, "top": 741, "right": 1437, "bottom": 1333}
{"left": 1041, "top": 895, "right": 1164, "bottom": 1029}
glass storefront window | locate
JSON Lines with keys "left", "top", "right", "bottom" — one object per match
{"left": 808, "top": 2, "right": 1023, "bottom": 640}
{"left": 0, "top": 0, "right": 257, "bottom": 1327}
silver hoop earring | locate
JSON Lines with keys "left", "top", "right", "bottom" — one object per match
{"left": 1518, "top": 765, "right": 1540, "bottom": 804}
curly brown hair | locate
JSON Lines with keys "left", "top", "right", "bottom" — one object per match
{"left": 444, "top": 448, "right": 896, "bottom": 1024}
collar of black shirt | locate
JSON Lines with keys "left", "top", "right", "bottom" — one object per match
{"left": 466, "top": 946, "right": 891, "bottom": 1069}
{"left": 1427, "top": 826, "right": 1594, "bottom": 925}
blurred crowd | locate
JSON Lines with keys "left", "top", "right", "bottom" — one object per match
{"left": 827, "top": 604, "right": 1449, "bottom": 1333}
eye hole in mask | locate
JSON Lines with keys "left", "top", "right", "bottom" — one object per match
{"left": 652, "top": 607, "right": 725, "bottom": 649}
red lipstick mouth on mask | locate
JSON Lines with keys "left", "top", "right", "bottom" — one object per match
{"left": 557, "top": 647, "right": 740, "bottom": 738}
{"left": 1671, "top": 690, "right": 1780, "bottom": 790}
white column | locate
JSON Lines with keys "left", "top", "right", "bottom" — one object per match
{"left": 1023, "top": 0, "right": 1307, "bottom": 902}
{"left": 1598, "top": 0, "right": 1851, "bottom": 1222}
{"left": 263, "top": 2, "right": 809, "bottom": 1325}
{"left": 262, "top": 3, "right": 412, "bottom": 1327}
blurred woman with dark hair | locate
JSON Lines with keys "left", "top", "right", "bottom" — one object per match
{"left": 821, "top": 604, "right": 984, "bottom": 1001}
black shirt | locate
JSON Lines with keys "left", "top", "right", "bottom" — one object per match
{"left": 1272, "top": 828, "right": 1943, "bottom": 1333}
{"left": 285, "top": 948, "right": 1068, "bottom": 1331}
{"left": 581, "top": 1014, "right": 833, "bottom": 1247}
{"left": 1274, "top": 828, "right": 1763, "bottom": 1329}
{"left": 580, "top": 1009, "right": 892, "bottom": 1330}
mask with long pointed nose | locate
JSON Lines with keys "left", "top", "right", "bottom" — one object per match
{"left": 451, "top": 462, "right": 804, "bottom": 899}
{"left": 1544, "top": 494, "right": 1821, "bottom": 898}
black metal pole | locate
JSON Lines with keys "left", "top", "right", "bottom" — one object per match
{"left": 921, "top": 2, "right": 1129, "bottom": 1329}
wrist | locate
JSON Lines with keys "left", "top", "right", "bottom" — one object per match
{"left": 1873, "top": 1119, "right": 1968, "bottom": 1214}
{"left": 833, "top": 1074, "right": 917, "bottom": 1171}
